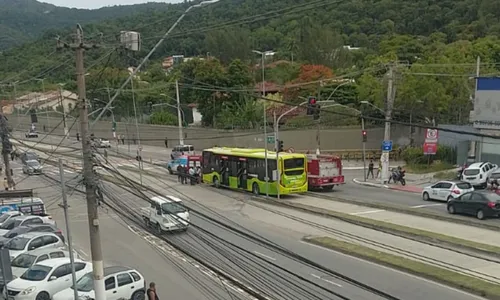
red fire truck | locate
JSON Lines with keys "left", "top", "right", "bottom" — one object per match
{"left": 307, "top": 154, "right": 345, "bottom": 190}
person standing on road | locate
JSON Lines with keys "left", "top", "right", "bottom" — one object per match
{"left": 164, "top": 137, "right": 168, "bottom": 148}
{"left": 176, "top": 164, "right": 182, "bottom": 182}
{"left": 147, "top": 282, "right": 159, "bottom": 300}
{"left": 367, "top": 159, "right": 374, "bottom": 179}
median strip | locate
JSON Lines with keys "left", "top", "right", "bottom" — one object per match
{"left": 303, "top": 236, "right": 500, "bottom": 300}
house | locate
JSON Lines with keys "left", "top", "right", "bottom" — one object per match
{"left": 8, "top": 90, "right": 78, "bottom": 114}
{"left": 187, "top": 103, "right": 202, "bottom": 125}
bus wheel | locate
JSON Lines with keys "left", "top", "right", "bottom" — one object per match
{"left": 252, "top": 183, "right": 260, "bottom": 195}
{"left": 213, "top": 176, "right": 220, "bottom": 188}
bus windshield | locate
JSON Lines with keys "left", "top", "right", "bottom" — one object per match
{"left": 284, "top": 158, "right": 305, "bottom": 169}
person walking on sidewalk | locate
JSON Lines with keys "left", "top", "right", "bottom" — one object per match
{"left": 147, "top": 282, "right": 159, "bottom": 300}
{"left": 367, "top": 159, "right": 374, "bottom": 179}
{"left": 376, "top": 160, "right": 382, "bottom": 178}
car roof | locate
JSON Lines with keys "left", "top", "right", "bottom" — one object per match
{"left": 22, "top": 248, "right": 69, "bottom": 257}
{"left": 16, "top": 232, "right": 58, "bottom": 239}
{"left": 103, "top": 266, "right": 133, "bottom": 276}
{"left": 150, "top": 195, "right": 182, "bottom": 204}
{"left": 13, "top": 215, "right": 41, "bottom": 220}
{"left": 4, "top": 211, "right": 22, "bottom": 216}
{"left": 36, "top": 257, "right": 84, "bottom": 267}
{"left": 466, "top": 163, "right": 483, "bottom": 168}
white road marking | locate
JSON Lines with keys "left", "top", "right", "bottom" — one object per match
{"left": 302, "top": 241, "right": 487, "bottom": 299}
{"left": 253, "top": 251, "right": 276, "bottom": 261}
{"left": 349, "top": 209, "right": 385, "bottom": 216}
{"left": 311, "top": 273, "right": 342, "bottom": 287}
{"left": 410, "top": 203, "right": 444, "bottom": 208}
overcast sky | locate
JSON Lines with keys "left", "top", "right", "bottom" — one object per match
{"left": 40, "top": 0, "right": 182, "bottom": 9}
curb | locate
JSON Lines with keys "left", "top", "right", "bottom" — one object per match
{"left": 352, "top": 178, "right": 389, "bottom": 189}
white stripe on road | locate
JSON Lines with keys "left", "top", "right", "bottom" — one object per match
{"left": 410, "top": 203, "right": 444, "bottom": 208}
{"left": 253, "top": 251, "right": 276, "bottom": 261}
{"left": 311, "top": 274, "right": 342, "bottom": 287}
{"left": 349, "top": 209, "right": 385, "bottom": 216}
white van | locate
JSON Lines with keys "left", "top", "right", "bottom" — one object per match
{"left": 172, "top": 145, "right": 195, "bottom": 157}
{"left": 140, "top": 196, "right": 190, "bottom": 233}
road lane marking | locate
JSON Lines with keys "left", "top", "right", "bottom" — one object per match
{"left": 311, "top": 274, "right": 342, "bottom": 287}
{"left": 253, "top": 251, "right": 276, "bottom": 261}
{"left": 410, "top": 203, "right": 443, "bottom": 208}
{"left": 349, "top": 209, "right": 385, "bottom": 216}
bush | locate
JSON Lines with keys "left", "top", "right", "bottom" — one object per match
{"left": 148, "top": 111, "right": 178, "bottom": 126}
{"left": 401, "top": 145, "right": 456, "bottom": 165}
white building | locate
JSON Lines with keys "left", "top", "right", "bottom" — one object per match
{"left": 12, "top": 90, "right": 78, "bottom": 114}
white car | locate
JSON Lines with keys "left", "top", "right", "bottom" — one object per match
{"left": 422, "top": 181, "right": 474, "bottom": 202}
{"left": 97, "top": 138, "right": 111, "bottom": 148}
{"left": 5, "top": 258, "right": 92, "bottom": 300}
{"left": 53, "top": 266, "right": 146, "bottom": 300}
{"left": 140, "top": 196, "right": 190, "bottom": 233}
{"left": 10, "top": 249, "right": 72, "bottom": 278}
{"left": 0, "top": 211, "right": 23, "bottom": 226}
{"left": 3, "top": 232, "right": 65, "bottom": 260}
{"left": 22, "top": 160, "right": 43, "bottom": 175}
{"left": 461, "top": 162, "right": 498, "bottom": 188}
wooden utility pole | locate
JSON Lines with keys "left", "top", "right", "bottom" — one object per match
{"left": 57, "top": 25, "right": 106, "bottom": 300}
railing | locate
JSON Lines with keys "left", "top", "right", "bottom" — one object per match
{"left": 298, "top": 149, "right": 402, "bottom": 161}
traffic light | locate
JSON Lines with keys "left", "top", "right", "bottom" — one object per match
{"left": 362, "top": 130, "right": 367, "bottom": 142}
{"left": 306, "top": 96, "right": 317, "bottom": 115}
{"left": 278, "top": 139, "right": 284, "bottom": 152}
{"left": 313, "top": 105, "right": 321, "bottom": 120}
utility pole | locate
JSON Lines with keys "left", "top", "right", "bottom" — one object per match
{"left": 58, "top": 24, "right": 106, "bottom": 300}
{"left": 0, "top": 114, "right": 13, "bottom": 188}
{"left": 12, "top": 82, "right": 18, "bottom": 130}
{"left": 130, "top": 80, "right": 143, "bottom": 185}
{"left": 381, "top": 64, "right": 396, "bottom": 184}
{"left": 58, "top": 159, "right": 78, "bottom": 300}
{"left": 58, "top": 85, "right": 68, "bottom": 138}
{"left": 175, "top": 80, "right": 184, "bottom": 145}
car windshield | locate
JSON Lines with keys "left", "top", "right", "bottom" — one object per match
{"left": 456, "top": 182, "right": 472, "bottom": 189}
{"left": 0, "top": 214, "right": 11, "bottom": 223}
{"left": 20, "top": 265, "right": 51, "bottom": 281}
{"left": 284, "top": 158, "right": 305, "bottom": 169}
{"left": 162, "top": 202, "right": 186, "bottom": 214}
{"left": 73, "top": 272, "right": 93, "bottom": 292}
{"left": 11, "top": 253, "right": 37, "bottom": 268}
{"left": 25, "top": 153, "right": 38, "bottom": 161}
{"left": 463, "top": 169, "right": 480, "bottom": 176}
{"left": 27, "top": 161, "right": 40, "bottom": 167}
{"left": 5, "top": 237, "right": 29, "bottom": 250}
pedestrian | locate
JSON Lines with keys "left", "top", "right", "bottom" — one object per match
{"left": 147, "top": 282, "right": 159, "bottom": 300}
{"left": 43, "top": 125, "right": 46, "bottom": 132}
{"left": 164, "top": 137, "right": 168, "bottom": 148}
{"left": 182, "top": 165, "right": 188, "bottom": 184}
{"left": 121, "top": 134, "right": 125, "bottom": 145}
{"left": 76, "top": 132, "right": 80, "bottom": 141}
{"left": 104, "top": 149, "right": 108, "bottom": 164}
{"left": 10, "top": 152, "right": 14, "bottom": 161}
{"left": 376, "top": 160, "right": 382, "bottom": 178}
{"left": 177, "top": 164, "right": 182, "bottom": 182}
{"left": 3, "top": 178, "right": 8, "bottom": 191}
{"left": 367, "top": 159, "right": 374, "bottom": 179}
{"left": 189, "top": 166, "right": 195, "bottom": 185}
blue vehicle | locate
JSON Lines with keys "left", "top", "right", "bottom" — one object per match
{"left": 167, "top": 155, "right": 201, "bottom": 175}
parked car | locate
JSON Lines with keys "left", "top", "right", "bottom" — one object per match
{"left": 0, "top": 224, "right": 64, "bottom": 247}
{"left": 0, "top": 211, "right": 23, "bottom": 226}
{"left": 53, "top": 266, "right": 146, "bottom": 300}
{"left": 5, "top": 258, "right": 92, "bottom": 300}
{"left": 447, "top": 191, "right": 500, "bottom": 220}
{"left": 94, "top": 138, "right": 111, "bottom": 148}
{"left": 488, "top": 170, "right": 500, "bottom": 188}
{"left": 10, "top": 248, "right": 72, "bottom": 278}
{"left": 422, "top": 181, "right": 474, "bottom": 202}
{"left": 22, "top": 160, "right": 43, "bottom": 175}
{"left": 25, "top": 131, "right": 38, "bottom": 138}
{"left": 0, "top": 215, "right": 56, "bottom": 236}
{"left": 461, "top": 162, "right": 498, "bottom": 188}
{"left": 3, "top": 232, "right": 65, "bottom": 260}
{"left": 20, "top": 152, "right": 39, "bottom": 164}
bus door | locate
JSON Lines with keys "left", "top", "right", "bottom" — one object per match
{"left": 237, "top": 158, "right": 248, "bottom": 189}
{"left": 220, "top": 156, "right": 230, "bottom": 187}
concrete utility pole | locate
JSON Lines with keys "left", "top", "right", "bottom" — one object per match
{"left": 175, "top": 80, "right": 184, "bottom": 145}
{"left": 130, "top": 80, "right": 143, "bottom": 184}
{"left": 381, "top": 64, "right": 396, "bottom": 184}
{"left": 58, "top": 159, "right": 78, "bottom": 300}
{"left": 58, "top": 24, "right": 106, "bottom": 300}
{"left": 0, "top": 114, "right": 14, "bottom": 187}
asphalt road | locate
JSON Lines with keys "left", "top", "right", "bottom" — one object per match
{"left": 107, "top": 168, "right": 487, "bottom": 300}
{"left": 15, "top": 164, "right": 250, "bottom": 300}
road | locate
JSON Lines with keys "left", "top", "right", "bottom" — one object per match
{"left": 12, "top": 160, "right": 251, "bottom": 300}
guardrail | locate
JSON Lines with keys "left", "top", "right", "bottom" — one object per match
{"left": 297, "top": 149, "right": 402, "bottom": 161}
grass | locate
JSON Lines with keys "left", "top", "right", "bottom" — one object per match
{"left": 433, "top": 170, "right": 458, "bottom": 180}
{"left": 304, "top": 236, "right": 500, "bottom": 299}
{"left": 405, "top": 162, "right": 455, "bottom": 174}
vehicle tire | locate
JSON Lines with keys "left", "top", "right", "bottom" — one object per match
{"left": 252, "top": 183, "right": 260, "bottom": 195}
{"left": 422, "top": 192, "right": 430, "bottom": 201}
{"left": 400, "top": 178, "right": 406, "bottom": 186}
{"left": 447, "top": 205, "right": 456, "bottom": 214}
{"left": 168, "top": 167, "right": 173, "bottom": 175}
{"left": 323, "top": 185, "right": 334, "bottom": 191}
{"left": 131, "top": 290, "right": 145, "bottom": 300}
{"left": 155, "top": 223, "right": 162, "bottom": 234}
{"left": 35, "top": 292, "right": 50, "bottom": 300}
{"left": 476, "top": 209, "right": 485, "bottom": 220}
{"left": 213, "top": 176, "right": 220, "bottom": 188}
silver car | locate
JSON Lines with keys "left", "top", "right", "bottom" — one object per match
{"left": 22, "top": 160, "right": 43, "bottom": 175}
{"left": 10, "top": 248, "right": 72, "bottom": 278}
{"left": 3, "top": 232, "right": 65, "bottom": 260}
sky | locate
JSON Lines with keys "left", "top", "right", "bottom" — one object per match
{"left": 40, "top": 0, "right": 182, "bottom": 9}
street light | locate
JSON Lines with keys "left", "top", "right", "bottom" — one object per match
{"left": 252, "top": 49, "right": 276, "bottom": 198}
{"left": 91, "top": 0, "right": 220, "bottom": 128}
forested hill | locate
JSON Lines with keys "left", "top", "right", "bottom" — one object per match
{"left": 1, "top": 0, "right": 500, "bottom": 82}
{"left": 0, "top": 0, "right": 172, "bottom": 50}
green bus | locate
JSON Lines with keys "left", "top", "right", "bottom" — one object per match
{"left": 201, "top": 147, "right": 308, "bottom": 195}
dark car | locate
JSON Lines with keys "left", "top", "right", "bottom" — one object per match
{"left": 447, "top": 191, "right": 500, "bottom": 220}
{"left": 0, "top": 224, "right": 64, "bottom": 247}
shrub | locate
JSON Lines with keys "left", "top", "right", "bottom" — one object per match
{"left": 401, "top": 145, "right": 456, "bottom": 165}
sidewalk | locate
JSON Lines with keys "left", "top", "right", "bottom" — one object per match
{"left": 352, "top": 177, "right": 425, "bottom": 193}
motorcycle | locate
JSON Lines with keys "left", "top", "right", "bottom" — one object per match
{"left": 390, "top": 168, "right": 406, "bottom": 186}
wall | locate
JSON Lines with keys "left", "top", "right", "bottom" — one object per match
{"left": 12, "top": 115, "right": 424, "bottom": 151}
